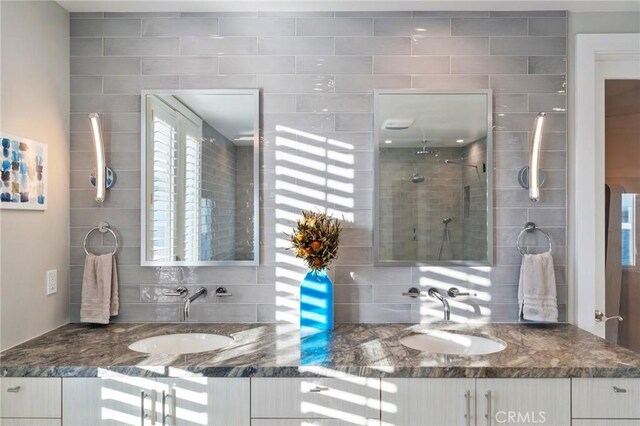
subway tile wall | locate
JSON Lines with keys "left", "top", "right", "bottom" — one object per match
{"left": 69, "top": 10, "right": 567, "bottom": 323}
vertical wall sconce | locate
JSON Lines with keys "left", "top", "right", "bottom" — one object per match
{"left": 89, "top": 113, "right": 115, "bottom": 203}
{"left": 517, "top": 112, "right": 546, "bottom": 202}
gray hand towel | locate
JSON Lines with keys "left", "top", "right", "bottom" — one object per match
{"left": 80, "top": 253, "right": 119, "bottom": 324}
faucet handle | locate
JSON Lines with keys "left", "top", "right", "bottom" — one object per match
{"left": 163, "top": 286, "right": 188, "bottom": 297}
{"left": 215, "top": 287, "right": 232, "bottom": 297}
{"left": 447, "top": 287, "right": 475, "bottom": 298}
{"left": 402, "top": 287, "right": 426, "bottom": 298}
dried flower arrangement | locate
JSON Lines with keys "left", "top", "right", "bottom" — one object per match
{"left": 289, "top": 210, "right": 342, "bottom": 271}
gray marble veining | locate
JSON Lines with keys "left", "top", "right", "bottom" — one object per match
{"left": 2, "top": 323, "right": 640, "bottom": 378}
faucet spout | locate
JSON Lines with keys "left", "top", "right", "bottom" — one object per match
{"left": 428, "top": 288, "right": 450, "bottom": 321}
{"left": 183, "top": 287, "right": 207, "bottom": 321}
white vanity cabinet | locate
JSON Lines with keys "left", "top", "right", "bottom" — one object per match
{"left": 156, "top": 378, "right": 250, "bottom": 426}
{"left": 62, "top": 377, "right": 159, "bottom": 426}
{"left": 572, "top": 378, "right": 640, "bottom": 423}
{"left": 0, "top": 378, "right": 62, "bottom": 426}
{"left": 250, "top": 378, "right": 380, "bottom": 424}
{"left": 476, "top": 379, "right": 570, "bottom": 426}
{"left": 62, "top": 377, "right": 250, "bottom": 426}
{"left": 381, "top": 378, "right": 475, "bottom": 426}
{"left": 381, "top": 378, "right": 570, "bottom": 426}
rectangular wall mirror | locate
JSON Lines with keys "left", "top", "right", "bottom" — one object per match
{"left": 141, "top": 90, "right": 259, "bottom": 266}
{"left": 374, "top": 90, "right": 493, "bottom": 266}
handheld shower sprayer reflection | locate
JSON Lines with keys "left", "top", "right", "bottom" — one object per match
{"left": 438, "top": 218, "right": 453, "bottom": 260}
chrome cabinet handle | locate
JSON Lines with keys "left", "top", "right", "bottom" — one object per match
{"left": 309, "top": 386, "right": 330, "bottom": 393}
{"left": 140, "top": 390, "right": 148, "bottom": 426}
{"left": 170, "top": 388, "right": 176, "bottom": 424}
{"left": 161, "top": 391, "right": 166, "bottom": 426}
{"left": 595, "top": 310, "right": 623, "bottom": 323}
{"left": 613, "top": 386, "right": 627, "bottom": 393}
{"left": 140, "top": 390, "right": 157, "bottom": 425}
{"left": 485, "top": 390, "right": 492, "bottom": 426}
{"left": 7, "top": 386, "right": 21, "bottom": 393}
{"left": 162, "top": 388, "right": 176, "bottom": 426}
{"left": 464, "top": 390, "right": 471, "bottom": 426}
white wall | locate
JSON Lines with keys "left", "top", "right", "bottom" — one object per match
{"left": 566, "top": 11, "right": 640, "bottom": 324}
{"left": 0, "top": 1, "right": 70, "bottom": 350}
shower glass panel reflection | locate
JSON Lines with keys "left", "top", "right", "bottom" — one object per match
{"left": 374, "top": 91, "right": 492, "bottom": 265}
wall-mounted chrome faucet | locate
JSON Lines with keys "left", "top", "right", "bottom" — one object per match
{"left": 183, "top": 287, "right": 207, "bottom": 321}
{"left": 402, "top": 286, "right": 476, "bottom": 321}
{"left": 428, "top": 288, "right": 451, "bottom": 321}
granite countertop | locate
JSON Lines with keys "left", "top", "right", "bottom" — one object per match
{"left": 2, "top": 322, "right": 640, "bottom": 378}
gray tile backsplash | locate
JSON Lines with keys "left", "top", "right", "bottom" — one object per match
{"left": 70, "top": 11, "right": 567, "bottom": 324}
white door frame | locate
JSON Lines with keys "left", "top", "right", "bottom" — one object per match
{"left": 573, "top": 33, "right": 640, "bottom": 335}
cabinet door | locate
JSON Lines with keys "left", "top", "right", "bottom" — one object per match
{"left": 157, "top": 378, "right": 249, "bottom": 426}
{"left": 252, "top": 420, "right": 380, "bottom": 426}
{"left": 380, "top": 378, "right": 475, "bottom": 426}
{"left": 251, "top": 378, "right": 381, "bottom": 420}
{"left": 0, "top": 420, "right": 61, "bottom": 426}
{"left": 62, "top": 377, "right": 158, "bottom": 426}
{"left": 572, "top": 378, "right": 640, "bottom": 419}
{"left": 476, "top": 379, "right": 570, "bottom": 426}
{"left": 0, "top": 378, "right": 61, "bottom": 419}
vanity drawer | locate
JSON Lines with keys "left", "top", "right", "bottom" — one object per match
{"left": 251, "top": 378, "right": 381, "bottom": 419}
{"left": 252, "top": 420, "right": 380, "bottom": 426}
{"left": 0, "top": 420, "right": 61, "bottom": 426}
{"left": 572, "top": 378, "right": 640, "bottom": 419}
{"left": 0, "top": 378, "right": 61, "bottom": 418}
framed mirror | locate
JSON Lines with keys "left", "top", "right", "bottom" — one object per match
{"left": 374, "top": 90, "right": 493, "bottom": 266}
{"left": 141, "top": 90, "right": 259, "bottom": 266}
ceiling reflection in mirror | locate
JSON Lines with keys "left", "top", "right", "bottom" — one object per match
{"left": 142, "top": 90, "right": 259, "bottom": 266}
{"left": 375, "top": 91, "right": 493, "bottom": 265}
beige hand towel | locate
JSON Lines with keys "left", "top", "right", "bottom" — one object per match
{"left": 80, "top": 253, "right": 119, "bottom": 324}
{"left": 518, "top": 251, "right": 558, "bottom": 322}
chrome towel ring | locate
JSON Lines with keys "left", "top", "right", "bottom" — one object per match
{"left": 516, "top": 221, "right": 552, "bottom": 256}
{"left": 84, "top": 221, "right": 119, "bottom": 256}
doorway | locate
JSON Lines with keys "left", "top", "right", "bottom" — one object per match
{"left": 604, "top": 80, "right": 640, "bottom": 351}
{"left": 574, "top": 33, "right": 640, "bottom": 340}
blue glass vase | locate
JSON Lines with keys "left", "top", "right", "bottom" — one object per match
{"left": 300, "top": 269, "right": 334, "bottom": 331}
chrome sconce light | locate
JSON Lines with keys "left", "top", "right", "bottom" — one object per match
{"left": 89, "top": 113, "right": 115, "bottom": 203}
{"left": 517, "top": 112, "right": 546, "bottom": 202}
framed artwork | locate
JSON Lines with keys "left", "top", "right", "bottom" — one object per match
{"left": 0, "top": 133, "right": 48, "bottom": 210}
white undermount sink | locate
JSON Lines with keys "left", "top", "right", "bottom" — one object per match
{"left": 128, "top": 333, "right": 233, "bottom": 355}
{"left": 400, "top": 331, "right": 506, "bottom": 356}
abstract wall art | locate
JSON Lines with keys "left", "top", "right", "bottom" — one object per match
{"left": 0, "top": 134, "right": 47, "bottom": 210}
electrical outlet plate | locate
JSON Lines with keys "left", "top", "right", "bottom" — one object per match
{"left": 46, "top": 270, "right": 57, "bottom": 295}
